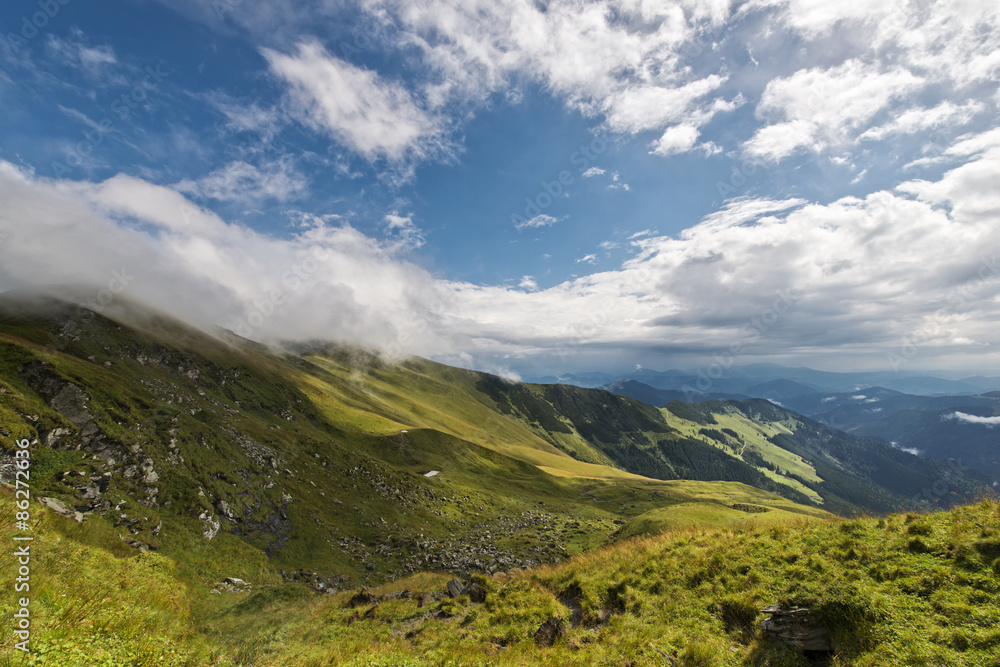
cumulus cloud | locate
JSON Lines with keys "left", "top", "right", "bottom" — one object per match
{"left": 582, "top": 167, "right": 605, "bottom": 178}
{"left": 745, "top": 60, "right": 922, "bottom": 161}
{"left": 4, "top": 125, "right": 1000, "bottom": 373}
{"left": 153, "top": 0, "right": 1000, "bottom": 174}
{"left": 263, "top": 41, "right": 448, "bottom": 168}
{"left": 650, "top": 125, "right": 701, "bottom": 156}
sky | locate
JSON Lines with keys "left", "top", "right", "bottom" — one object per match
{"left": 0, "top": 0, "right": 999, "bottom": 380}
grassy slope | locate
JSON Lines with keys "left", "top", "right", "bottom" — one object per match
{"left": 0, "top": 299, "right": 832, "bottom": 592}
{"left": 3, "top": 490, "right": 998, "bottom": 666}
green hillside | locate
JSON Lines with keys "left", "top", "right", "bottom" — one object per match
{"left": 0, "top": 291, "right": 834, "bottom": 588}
{"left": 0, "top": 292, "right": 994, "bottom": 666}
{"left": 2, "top": 490, "right": 998, "bottom": 666}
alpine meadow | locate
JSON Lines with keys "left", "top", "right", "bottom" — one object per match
{"left": 2, "top": 1, "right": 1000, "bottom": 666}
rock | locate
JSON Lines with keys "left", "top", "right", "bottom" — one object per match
{"left": 38, "top": 496, "right": 83, "bottom": 521}
{"left": 465, "top": 582, "right": 488, "bottom": 603}
{"left": 345, "top": 588, "right": 380, "bottom": 609}
{"left": 198, "top": 510, "right": 220, "bottom": 541}
{"left": 215, "top": 577, "right": 251, "bottom": 594}
{"left": 534, "top": 616, "right": 565, "bottom": 647}
{"left": 446, "top": 578, "right": 465, "bottom": 598}
{"left": 761, "top": 605, "right": 833, "bottom": 652}
{"left": 209, "top": 589, "right": 221, "bottom": 595}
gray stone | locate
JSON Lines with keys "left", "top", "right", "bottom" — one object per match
{"left": 761, "top": 605, "right": 833, "bottom": 652}
{"left": 446, "top": 578, "right": 465, "bottom": 598}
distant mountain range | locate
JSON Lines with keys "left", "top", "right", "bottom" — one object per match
{"left": 594, "top": 369, "right": 1000, "bottom": 480}
{"left": 528, "top": 363, "right": 1000, "bottom": 397}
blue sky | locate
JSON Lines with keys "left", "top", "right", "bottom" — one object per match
{"left": 1, "top": 0, "right": 999, "bottom": 379}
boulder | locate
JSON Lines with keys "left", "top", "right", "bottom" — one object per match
{"left": 446, "top": 578, "right": 465, "bottom": 598}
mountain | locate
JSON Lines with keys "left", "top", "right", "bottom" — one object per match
{"left": 960, "top": 376, "right": 1000, "bottom": 392}
{"left": 556, "top": 362, "right": 999, "bottom": 398}
{"left": 0, "top": 290, "right": 997, "bottom": 665}
{"left": 0, "top": 289, "right": 833, "bottom": 586}
{"left": 601, "top": 379, "right": 748, "bottom": 406}
{"left": 741, "top": 378, "right": 823, "bottom": 401}
{"left": 780, "top": 388, "right": 1000, "bottom": 479}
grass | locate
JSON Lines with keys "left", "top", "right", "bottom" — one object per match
{"left": 4, "top": 490, "right": 998, "bottom": 666}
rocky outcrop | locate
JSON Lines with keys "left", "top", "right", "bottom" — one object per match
{"left": 20, "top": 361, "right": 122, "bottom": 465}
{"left": 213, "top": 577, "right": 252, "bottom": 594}
{"left": 761, "top": 605, "right": 833, "bottom": 652}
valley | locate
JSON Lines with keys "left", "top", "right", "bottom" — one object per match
{"left": 0, "top": 292, "right": 995, "bottom": 666}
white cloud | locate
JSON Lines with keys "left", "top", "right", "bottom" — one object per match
{"left": 745, "top": 60, "right": 922, "bottom": 161}
{"left": 519, "top": 275, "right": 539, "bottom": 291}
{"left": 173, "top": 158, "right": 308, "bottom": 203}
{"left": 383, "top": 212, "right": 426, "bottom": 250}
{"left": 354, "top": 0, "right": 737, "bottom": 156}
{"left": 263, "top": 41, "right": 447, "bottom": 167}
{"left": 582, "top": 167, "right": 605, "bottom": 178}
{"left": 514, "top": 214, "right": 561, "bottom": 230}
{"left": 205, "top": 92, "right": 283, "bottom": 139}
{"left": 650, "top": 124, "right": 701, "bottom": 156}
{"left": 604, "top": 76, "right": 728, "bottom": 134}
{"left": 946, "top": 412, "right": 1000, "bottom": 427}
{"left": 157, "top": 0, "right": 1000, "bottom": 176}
{"left": 0, "top": 161, "right": 448, "bottom": 356}
{"left": 608, "top": 172, "right": 631, "bottom": 191}
{"left": 4, "top": 127, "right": 1000, "bottom": 372}
{"left": 860, "top": 101, "right": 983, "bottom": 142}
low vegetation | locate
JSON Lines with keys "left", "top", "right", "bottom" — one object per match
{"left": 2, "top": 491, "right": 998, "bottom": 666}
